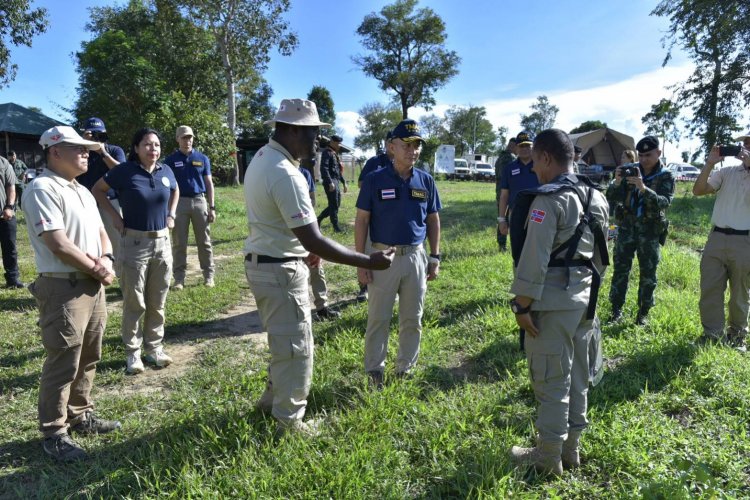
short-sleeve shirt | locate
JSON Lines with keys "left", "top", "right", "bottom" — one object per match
{"left": 500, "top": 158, "right": 539, "bottom": 208}
{"left": 0, "top": 157, "right": 17, "bottom": 208}
{"left": 359, "top": 153, "right": 392, "bottom": 183}
{"left": 76, "top": 143, "right": 127, "bottom": 199}
{"left": 12, "top": 159, "right": 28, "bottom": 184}
{"left": 299, "top": 167, "right": 315, "bottom": 194}
{"left": 163, "top": 148, "right": 212, "bottom": 196}
{"left": 243, "top": 139, "right": 317, "bottom": 258}
{"left": 21, "top": 169, "right": 104, "bottom": 273}
{"left": 356, "top": 164, "right": 441, "bottom": 246}
{"left": 707, "top": 165, "right": 750, "bottom": 230}
{"left": 104, "top": 161, "right": 177, "bottom": 231}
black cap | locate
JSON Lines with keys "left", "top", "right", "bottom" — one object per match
{"left": 636, "top": 135, "right": 660, "bottom": 153}
{"left": 391, "top": 119, "right": 424, "bottom": 143}
{"left": 515, "top": 130, "right": 534, "bottom": 145}
{"left": 508, "top": 137, "right": 517, "bottom": 144}
{"left": 385, "top": 130, "right": 393, "bottom": 142}
{"left": 574, "top": 145, "right": 583, "bottom": 154}
{"left": 330, "top": 134, "right": 343, "bottom": 143}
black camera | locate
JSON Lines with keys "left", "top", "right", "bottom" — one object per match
{"left": 621, "top": 166, "right": 639, "bottom": 178}
{"left": 719, "top": 145, "right": 741, "bottom": 157}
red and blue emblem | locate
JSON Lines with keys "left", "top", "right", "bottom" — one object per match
{"left": 530, "top": 209, "right": 546, "bottom": 224}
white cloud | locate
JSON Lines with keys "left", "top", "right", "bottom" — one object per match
{"left": 337, "top": 63, "right": 704, "bottom": 159}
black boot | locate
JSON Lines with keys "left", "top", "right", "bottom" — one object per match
{"left": 635, "top": 306, "right": 649, "bottom": 326}
{"left": 607, "top": 307, "right": 623, "bottom": 324}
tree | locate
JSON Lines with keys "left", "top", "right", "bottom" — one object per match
{"left": 652, "top": 0, "right": 749, "bottom": 155}
{"left": 353, "top": 0, "right": 460, "bottom": 118}
{"left": 354, "top": 102, "right": 402, "bottom": 152}
{"left": 306, "top": 85, "right": 336, "bottom": 132}
{"left": 570, "top": 120, "right": 607, "bottom": 134}
{"left": 494, "top": 126, "right": 509, "bottom": 154}
{"left": 235, "top": 80, "right": 275, "bottom": 139}
{"left": 180, "top": 0, "right": 298, "bottom": 184}
{"left": 444, "top": 106, "right": 497, "bottom": 157}
{"left": 0, "top": 0, "right": 49, "bottom": 87}
{"left": 641, "top": 98, "right": 681, "bottom": 152}
{"left": 520, "top": 95, "right": 558, "bottom": 134}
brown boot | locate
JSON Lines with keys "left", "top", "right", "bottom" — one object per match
{"left": 255, "top": 381, "right": 274, "bottom": 413}
{"left": 561, "top": 431, "right": 581, "bottom": 469}
{"left": 510, "top": 438, "right": 563, "bottom": 476}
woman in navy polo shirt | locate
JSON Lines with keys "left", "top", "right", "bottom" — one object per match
{"left": 93, "top": 128, "right": 179, "bottom": 375}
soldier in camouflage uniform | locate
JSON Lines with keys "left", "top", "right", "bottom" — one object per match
{"left": 606, "top": 136, "right": 675, "bottom": 325}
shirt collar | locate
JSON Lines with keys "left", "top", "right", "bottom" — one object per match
{"left": 43, "top": 168, "right": 81, "bottom": 188}
{"left": 267, "top": 139, "right": 300, "bottom": 167}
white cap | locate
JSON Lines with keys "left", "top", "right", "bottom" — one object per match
{"left": 39, "top": 126, "right": 99, "bottom": 149}
{"left": 264, "top": 98, "right": 331, "bottom": 127}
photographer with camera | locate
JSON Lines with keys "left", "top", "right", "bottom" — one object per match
{"left": 76, "top": 118, "right": 127, "bottom": 277}
{"left": 606, "top": 136, "right": 675, "bottom": 325}
{"left": 692, "top": 134, "right": 750, "bottom": 348}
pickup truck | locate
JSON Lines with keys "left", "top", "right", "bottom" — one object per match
{"left": 473, "top": 162, "right": 495, "bottom": 181}
{"left": 451, "top": 159, "right": 473, "bottom": 180}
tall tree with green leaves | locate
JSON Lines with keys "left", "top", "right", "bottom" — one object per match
{"left": 306, "top": 85, "right": 336, "bottom": 132}
{"left": 570, "top": 120, "right": 608, "bottom": 134}
{"left": 0, "top": 0, "right": 49, "bottom": 87}
{"left": 353, "top": 0, "right": 460, "bottom": 119}
{"left": 442, "top": 106, "right": 497, "bottom": 157}
{"left": 180, "top": 0, "right": 297, "bottom": 183}
{"left": 354, "top": 102, "right": 402, "bottom": 152}
{"left": 641, "top": 98, "right": 681, "bottom": 152}
{"left": 520, "top": 96, "right": 558, "bottom": 135}
{"left": 652, "top": 0, "right": 749, "bottom": 155}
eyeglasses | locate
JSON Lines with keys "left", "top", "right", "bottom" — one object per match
{"left": 57, "top": 144, "right": 89, "bottom": 155}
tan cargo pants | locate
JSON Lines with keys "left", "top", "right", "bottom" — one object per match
{"left": 245, "top": 257, "right": 313, "bottom": 424}
{"left": 30, "top": 276, "right": 106, "bottom": 437}
{"left": 172, "top": 195, "right": 214, "bottom": 283}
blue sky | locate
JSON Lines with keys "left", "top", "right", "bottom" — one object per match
{"left": 2, "top": 0, "right": 712, "bottom": 158}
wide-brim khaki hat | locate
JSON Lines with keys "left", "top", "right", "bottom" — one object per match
{"left": 734, "top": 132, "right": 750, "bottom": 142}
{"left": 264, "top": 99, "right": 331, "bottom": 127}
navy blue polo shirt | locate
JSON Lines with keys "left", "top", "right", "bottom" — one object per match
{"left": 500, "top": 158, "right": 539, "bottom": 208}
{"left": 104, "top": 161, "right": 177, "bottom": 231}
{"left": 358, "top": 153, "right": 392, "bottom": 183}
{"left": 356, "top": 164, "right": 441, "bottom": 246}
{"left": 163, "top": 148, "right": 211, "bottom": 196}
{"left": 300, "top": 167, "right": 315, "bottom": 193}
{"left": 77, "top": 143, "right": 127, "bottom": 199}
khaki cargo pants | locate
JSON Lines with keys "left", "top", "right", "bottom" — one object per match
{"left": 172, "top": 195, "right": 214, "bottom": 283}
{"left": 245, "top": 257, "right": 313, "bottom": 425}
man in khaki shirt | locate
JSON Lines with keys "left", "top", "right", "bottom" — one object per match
{"left": 23, "top": 126, "right": 121, "bottom": 461}
{"left": 244, "top": 99, "right": 394, "bottom": 436}
{"left": 693, "top": 135, "right": 750, "bottom": 348}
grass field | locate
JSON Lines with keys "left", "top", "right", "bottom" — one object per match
{"left": 1, "top": 179, "right": 749, "bottom": 498}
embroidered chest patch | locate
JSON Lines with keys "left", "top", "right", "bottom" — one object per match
{"left": 379, "top": 188, "right": 397, "bottom": 200}
{"left": 511, "top": 168, "right": 520, "bottom": 175}
{"left": 530, "top": 209, "right": 546, "bottom": 224}
{"left": 192, "top": 161, "right": 203, "bottom": 167}
{"left": 409, "top": 188, "right": 427, "bottom": 200}
{"left": 174, "top": 161, "right": 184, "bottom": 167}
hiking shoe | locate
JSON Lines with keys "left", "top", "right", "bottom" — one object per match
{"left": 126, "top": 352, "right": 144, "bottom": 374}
{"left": 726, "top": 329, "right": 747, "bottom": 352}
{"left": 144, "top": 347, "right": 173, "bottom": 367}
{"left": 255, "top": 383, "right": 274, "bottom": 413}
{"left": 315, "top": 307, "right": 341, "bottom": 320}
{"left": 367, "top": 370, "right": 384, "bottom": 390}
{"left": 205, "top": 277, "right": 215, "bottom": 288}
{"left": 510, "top": 439, "right": 563, "bottom": 476}
{"left": 395, "top": 371, "right": 414, "bottom": 381}
{"left": 172, "top": 281, "right": 184, "bottom": 291}
{"left": 356, "top": 286, "right": 368, "bottom": 302}
{"left": 5, "top": 281, "right": 24, "bottom": 289}
{"left": 607, "top": 309, "right": 623, "bottom": 324}
{"left": 43, "top": 434, "right": 87, "bottom": 462}
{"left": 70, "top": 410, "right": 121, "bottom": 435}
{"left": 276, "top": 418, "right": 321, "bottom": 438}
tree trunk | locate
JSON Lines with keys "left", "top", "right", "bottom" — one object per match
{"left": 401, "top": 95, "right": 408, "bottom": 119}
{"left": 705, "top": 47, "right": 722, "bottom": 157}
{"left": 218, "top": 31, "right": 240, "bottom": 186}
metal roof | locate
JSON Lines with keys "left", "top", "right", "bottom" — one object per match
{"left": 0, "top": 102, "right": 66, "bottom": 137}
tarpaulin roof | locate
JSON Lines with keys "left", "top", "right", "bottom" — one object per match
{"left": 0, "top": 102, "right": 66, "bottom": 136}
{"left": 568, "top": 128, "right": 636, "bottom": 167}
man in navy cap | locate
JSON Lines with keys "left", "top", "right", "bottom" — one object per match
{"left": 498, "top": 131, "right": 539, "bottom": 241}
{"left": 317, "top": 134, "right": 348, "bottom": 233}
{"left": 355, "top": 119, "right": 442, "bottom": 387}
{"left": 76, "top": 117, "right": 127, "bottom": 275}
{"left": 606, "top": 135, "right": 675, "bottom": 325}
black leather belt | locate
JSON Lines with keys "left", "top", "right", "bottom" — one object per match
{"left": 245, "top": 253, "right": 302, "bottom": 264}
{"left": 713, "top": 226, "right": 749, "bottom": 236}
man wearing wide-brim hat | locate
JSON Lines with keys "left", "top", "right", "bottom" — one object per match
{"left": 243, "top": 98, "right": 395, "bottom": 436}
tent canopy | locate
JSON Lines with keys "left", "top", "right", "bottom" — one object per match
{"left": 569, "top": 128, "right": 635, "bottom": 168}
{"left": 0, "top": 102, "right": 65, "bottom": 137}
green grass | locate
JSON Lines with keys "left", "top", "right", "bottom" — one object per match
{"left": 1, "top": 179, "right": 748, "bottom": 498}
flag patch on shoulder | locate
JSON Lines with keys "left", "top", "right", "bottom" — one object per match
{"left": 530, "top": 209, "right": 546, "bottom": 224}
{"left": 291, "top": 210, "right": 309, "bottom": 220}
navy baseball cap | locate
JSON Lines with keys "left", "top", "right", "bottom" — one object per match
{"left": 330, "top": 134, "right": 343, "bottom": 143}
{"left": 391, "top": 119, "right": 424, "bottom": 144}
{"left": 636, "top": 135, "right": 660, "bottom": 153}
{"left": 82, "top": 117, "right": 107, "bottom": 133}
{"left": 515, "top": 130, "right": 534, "bottom": 146}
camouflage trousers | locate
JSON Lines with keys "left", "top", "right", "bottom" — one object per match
{"left": 609, "top": 224, "right": 662, "bottom": 312}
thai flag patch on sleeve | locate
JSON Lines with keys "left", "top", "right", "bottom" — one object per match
{"left": 530, "top": 209, "right": 546, "bottom": 224}
{"left": 380, "top": 188, "right": 396, "bottom": 200}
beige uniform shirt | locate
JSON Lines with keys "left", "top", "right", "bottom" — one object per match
{"left": 707, "top": 165, "right": 750, "bottom": 231}
{"left": 511, "top": 183, "right": 609, "bottom": 311}
{"left": 22, "top": 169, "right": 104, "bottom": 273}
{"left": 243, "top": 139, "right": 317, "bottom": 258}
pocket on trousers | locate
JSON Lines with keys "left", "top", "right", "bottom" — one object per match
{"left": 529, "top": 353, "right": 563, "bottom": 383}
{"left": 246, "top": 268, "right": 281, "bottom": 288}
{"left": 268, "top": 332, "right": 311, "bottom": 361}
{"left": 291, "top": 291, "right": 309, "bottom": 322}
{"left": 40, "top": 305, "right": 83, "bottom": 349}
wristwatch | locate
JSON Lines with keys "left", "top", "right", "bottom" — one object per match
{"left": 4, "top": 204, "right": 15, "bottom": 210}
{"left": 102, "top": 253, "right": 115, "bottom": 263}
{"left": 510, "top": 299, "right": 531, "bottom": 315}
